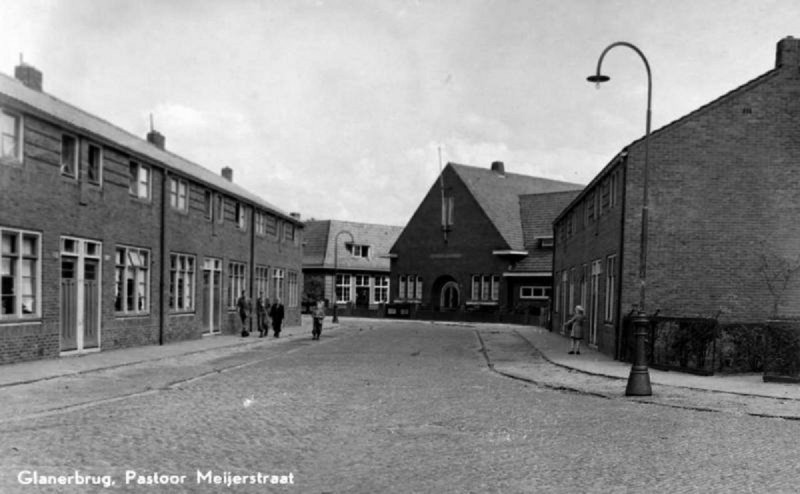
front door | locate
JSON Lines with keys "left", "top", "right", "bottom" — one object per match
{"left": 440, "top": 281, "right": 460, "bottom": 310}
{"left": 202, "top": 258, "right": 222, "bottom": 334}
{"left": 589, "top": 260, "right": 601, "bottom": 346}
{"left": 60, "top": 237, "right": 102, "bottom": 353}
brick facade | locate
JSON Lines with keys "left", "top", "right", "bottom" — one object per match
{"left": 0, "top": 65, "right": 303, "bottom": 365}
{"left": 554, "top": 36, "right": 800, "bottom": 358}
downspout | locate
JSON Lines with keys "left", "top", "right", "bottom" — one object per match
{"left": 249, "top": 206, "right": 256, "bottom": 334}
{"left": 615, "top": 152, "right": 628, "bottom": 360}
{"left": 159, "top": 169, "right": 169, "bottom": 346}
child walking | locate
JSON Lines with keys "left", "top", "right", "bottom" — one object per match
{"left": 563, "top": 305, "right": 585, "bottom": 355}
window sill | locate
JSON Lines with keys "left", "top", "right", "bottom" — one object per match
{"left": 114, "top": 312, "right": 151, "bottom": 318}
{"left": 0, "top": 318, "right": 42, "bottom": 326}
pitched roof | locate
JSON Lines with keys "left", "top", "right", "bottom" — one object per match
{"left": 302, "top": 219, "right": 403, "bottom": 272}
{"left": 0, "top": 71, "right": 301, "bottom": 225}
{"left": 449, "top": 163, "right": 583, "bottom": 250}
{"left": 514, "top": 190, "right": 580, "bottom": 272}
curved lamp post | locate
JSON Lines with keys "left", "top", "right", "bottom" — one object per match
{"left": 587, "top": 41, "right": 652, "bottom": 396}
{"left": 332, "top": 229, "right": 354, "bottom": 323}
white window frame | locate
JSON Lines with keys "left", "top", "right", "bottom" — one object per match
{"left": 169, "top": 177, "right": 188, "bottom": 212}
{"left": 255, "top": 265, "right": 269, "bottom": 300}
{"left": 520, "top": 286, "right": 551, "bottom": 299}
{"left": 236, "top": 203, "right": 248, "bottom": 230}
{"left": 605, "top": 255, "right": 617, "bottom": 322}
{"left": 169, "top": 253, "right": 195, "bottom": 312}
{"left": 60, "top": 133, "right": 78, "bottom": 178}
{"left": 203, "top": 190, "right": 213, "bottom": 220}
{"left": 1, "top": 228, "right": 41, "bottom": 319}
{"left": 374, "top": 275, "right": 389, "bottom": 303}
{"left": 0, "top": 108, "right": 23, "bottom": 164}
{"left": 129, "top": 161, "right": 151, "bottom": 200}
{"left": 255, "top": 211, "right": 266, "bottom": 236}
{"left": 398, "top": 275, "right": 406, "bottom": 300}
{"left": 227, "top": 261, "right": 247, "bottom": 309}
{"left": 115, "top": 246, "right": 150, "bottom": 314}
{"left": 272, "top": 267, "right": 285, "bottom": 302}
{"left": 287, "top": 271, "right": 298, "bottom": 307}
{"left": 335, "top": 273, "right": 351, "bottom": 303}
{"left": 86, "top": 142, "right": 103, "bottom": 186}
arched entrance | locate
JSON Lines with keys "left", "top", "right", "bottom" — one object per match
{"left": 440, "top": 281, "right": 460, "bottom": 310}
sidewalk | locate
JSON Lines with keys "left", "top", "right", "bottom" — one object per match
{"left": 0, "top": 317, "right": 316, "bottom": 388}
{"left": 512, "top": 325, "right": 800, "bottom": 401}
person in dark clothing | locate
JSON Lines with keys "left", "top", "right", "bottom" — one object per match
{"left": 269, "top": 298, "right": 285, "bottom": 338}
{"left": 236, "top": 290, "right": 251, "bottom": 337}
{"left": 256, "top": 292, "right": 269, "bottom": 337}
{"left": 311, "top": 300, "right": 325, "bottom": 340}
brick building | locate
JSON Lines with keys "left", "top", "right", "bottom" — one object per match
{"left": 553, "top": 36, "right": 800, "bottom": 357}
{"left": 302, "top": 219, "right": 402, "bottom": 314}
{"left": 0, "top": 63, "right": 304, "bottom": 365}
{"left": 390, "top": 161, "right": 581, "bottom": 321}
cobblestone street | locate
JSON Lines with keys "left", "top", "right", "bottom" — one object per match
{"left": 1, "top": 320, "right": 799, "bottom": 493}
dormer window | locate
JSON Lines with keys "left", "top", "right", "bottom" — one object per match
{"left": 538, "top": 237, "right": 554, "bottom": 249}
{"left": 346, "top": 243, "right": 370, "bottom": 258}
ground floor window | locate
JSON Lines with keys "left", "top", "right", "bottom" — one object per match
{"left": 272, "top": 268, "right": 285, "bottom": 302}
{"left": 1, "top": 228, "right": 40, "bottom": 319}
{"left": 227, "top": 261, "right": 247, "bottom": 308}
{"left": 520, "top": 286, "right": 551, "bottom": 299}
{"left": 374, "top": 276, "right": 389, "bottom": 303}
{"left": 169, "top": 253, "right": 195, "bottom": 311}
{"left": 471, "top": 274, "right": 500, "bottom": 301}
{"left": 335, "top": 273, "right": 351, "bottom": 303}
{"left": 115, "top": 246, "right": 150, "bottom": 314}
{"left": 397, "top": 274, "right": 422, "bottom": 300}
{"left": 255, "top": 265, "right": 269, "bottom": 300}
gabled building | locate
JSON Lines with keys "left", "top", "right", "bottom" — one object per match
{"left": 553, "top": 36, "right": 800, "bottom": 357}
{"left": 302, "top": 219, "right": 402, "bottom": 313}
{"left": 390, "top": 161, "right": 581, "bottom": 321}
{"left": 0, "top": 63, "right": 304, "bottom": 364}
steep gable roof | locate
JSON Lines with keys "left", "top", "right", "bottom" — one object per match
{"left": 0, "top": 71, "right": 301, "bottom": 225}
{"left": 515, "top": 190, "right": 580, "bottom": 272}
{"left": 303, "top": 219, "right": 403, "bottom": 271}
{"left": 449, "top": 163, "right": 583, "bottom": 250}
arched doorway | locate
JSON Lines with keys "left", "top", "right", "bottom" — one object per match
{"left": 440, "top": 281, "right": 460, "bottom": 310}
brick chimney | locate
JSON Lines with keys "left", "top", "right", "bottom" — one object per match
{"left": 14, "top": 62, "right": 43, "bottom": 91}
{"left": 290, "top": 212, "right": 301, "bottom": 220}
{"left": 491, "top": 161, "right": 505, "bottom": 176}
{"left": 776, "top": 36, "right": 800, "bottom": 68}
{"left": 146, "top": 129, "right": 165, "bottom": 150}
{"left": 221, "top": 167, "right": 233, "bottom": 182}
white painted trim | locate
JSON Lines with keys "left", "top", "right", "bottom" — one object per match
{"left": 492, "top": 250, "right": 528, "bottom": 256}
{"left": 502, "top": 272, "right": 551, "bottom": 277}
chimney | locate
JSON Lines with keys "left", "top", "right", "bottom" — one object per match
{"left": 776, "top": 36, "right": 800, "bottom": 68}
{"left": 146, "top": 130, "right": 165, "bottom": 150}
{"left": 221, "top": 167, "right": 233, "bottom": 182}
{"left": 14, "top": 59, "right": 43, "bottom": 91}
{"left": 290, "top": 212, "right": 301, "bottom": 220}
{"left": 490, "top": 161, "right": 505, "bottom": 175}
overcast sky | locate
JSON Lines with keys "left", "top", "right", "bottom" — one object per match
{"left": 2, "top": 0, "right": 798, "bottom": 225}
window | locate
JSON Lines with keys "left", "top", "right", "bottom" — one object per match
{"left": 538, "top": 237, "right": 554, "bottom": 249}
{"left": 115, "top": 246, "right": 150, "bottom": 314}
{"left": 255, "top": 265, "right": 269, "bottom": 300}
{"left": 265, "top": 214, "right": 278, "bottom": 236}
{"left": 0, "top": 109, "right": 22, "bottom": 163}
{"left": 169, "top": 253, "right": 195, "bottom": 311}
{"left": 227, "top": 262, "right": 246, "bottom": 308}
{"left": 129, "top": 162, "right": 151, "bottom": 200}
{"left": 605, "top": 255, "right": 617, "bottom": 321}
{"left": 1, "top": 229, "right": 40, "bottom": 319}
{"left": 471, "top": 275, "right": 500, "bottom": 302}
{"left": 236, "top": 203, "right": 248, "bottom": 230}
{"left": 204, "top": 191, "right": 213, "bottom": 220}
{"left": 215, "top": 194, "right": 224, "bottom": 223}
{"left": 586, "top": 192, "right": 595, "bottom": 223}
{"left": 398, "top": 275, "right": 406, "bottom": 300}
{"left": 521, "top": 286, "right": 551, "bottom": 299}
{"left": 398, "top": 274, "right": 422, "bottom": 300}
{"left": 609, "top": 170, "right": 619, "bottom": 208}
{"left": 284, "top": 223, "right": 295, "bottom": 242}
{"left": 287, "top": 271, "right": 298, "bottom": 307}
{"left": 272, "top": 268, "right": 285, "bottom": 302}
{"left": 414, "top": 276, "right": 423, "bottom": 299}
{"left": 169, "top": 177, "right": 188, "bottom": 211}
{"left": 374, "top": 275, "right": 389, "bottom": 303}
{"left": 255, "top": 211, "right": 266, "bottom": 236}
{"left": 442, "top": 196, "right": 454, "bottom": 230}
{"left": 60, "top": 134, "right": 78, "bottom": 177}
{"left": 86, "top": 143, "right": 102, "bottom": 185}
{"left": 347, "top": 243, "right": 370, "bottom": 258}
{"left": 335, "top": 274, "right": 351, "bottom": 303}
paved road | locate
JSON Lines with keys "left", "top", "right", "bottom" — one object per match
{"left": 1, "top": 321, "right": 798, "bottom": 493}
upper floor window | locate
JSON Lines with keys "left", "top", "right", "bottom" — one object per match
{"left": 215, "top": 194, "right": 224, "bottom": 223}
{"left": 538, "top": 237, "right": 554, "bottom": 249}
{"left": 1, "top": 228, "right": 40, "bottom": 319}
{"left": 346, "top": 243, "right": 370, "bottom": 258}
{"left": 442, "top": 196, "right": 454, "bottom": 231}
{"left": 609, "top": 170, "right": 619, "bottom": 208}
{"left": 169, "top": 177, "right": 188, "bottom": 211}
{"left": 236, "top": 203, "right": 248, "bottom": 230}
{"left": 129, "top": 162, "right": 151, "bottom": 200}
{"left": 86, "top": 143, "right": 103, "bottom": 185}
{"left": 204, "top": 190, "right": 213, "bottom": 220}
{"left": 60, "top": 134, "right": 78, "bottom": 178}
{"left": 0, "top": 109, "right": 22, "bottom": 163}
{"left": 284, "top": 222, "right": 295, "bottom": 242}
{"left": 255, "top": 211, "right": 266, "bottom": 236}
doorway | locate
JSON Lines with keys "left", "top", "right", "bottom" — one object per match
{"left": 60, "top": 237, "right": 101, "bottom": 353}
{"left": 440, "top": 281, "right": 460, "bottom": 310}
{"left": 202, "top": 257, "right": 222, "bottom": 334}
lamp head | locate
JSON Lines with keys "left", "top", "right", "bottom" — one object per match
{"left": 587, "top": 73, "right": 610, "bottom": 89}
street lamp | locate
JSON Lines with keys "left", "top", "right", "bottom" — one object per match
{"left": 332, "top": 229, "right": 354, "bottom": 323}
{"left": 588, "top": 41, "right": 652, "bottom": 396}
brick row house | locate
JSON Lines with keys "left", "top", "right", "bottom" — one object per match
{"left": 302, "top": 219, "right": 402, "bottom": 314}
{"left": 390, "top": 161, "right": 581, "bottom": 322}
{"left": 0, "top": 63, "right": 304, "bottom": 364}
{"left": 553, "top": 36, "right": 800, "bottom": 358}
